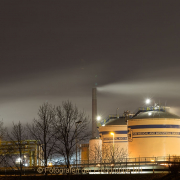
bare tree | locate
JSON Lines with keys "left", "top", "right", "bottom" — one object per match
{"left": 89, "top": 141, "right": 102, "bottom": 164}
{"left": 0, "top": 120, "right": 6, "bottom": 139}
{"left": 6, "top": 121, "right": 28, "bottom": 178}
{"left": 53, "top": 101, "right": 90, "bottom": 168}
{"left": 0, "top": 120, "right": 7, "bottom": 167}
{"left": 103, "top": 144, "right": 127, "bottom": 158}
{"left": 102, "top": 144, "right": 128, "bottom": 165}
{"left": 27, "top": 102, "right": 56, "bottom": 168}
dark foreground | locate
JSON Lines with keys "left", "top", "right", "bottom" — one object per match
{"left": 0, "top": 174, "right": 180, "bottom": 180}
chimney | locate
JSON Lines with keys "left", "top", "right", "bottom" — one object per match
{"left": 92, "top": 87, "right": 97, "bottom": 138}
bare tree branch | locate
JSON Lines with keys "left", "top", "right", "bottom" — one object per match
{"left": 27, "top": 102, "right": 56, "bottom": 168}
{"left": 53, "top": 101, "right": 91, "bottom": 168}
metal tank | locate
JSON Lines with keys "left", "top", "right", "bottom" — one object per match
{"left": 89, "top": 138, "right": 102, "bottom": 163}
{"left": 99, "top": 117, "right": 128, "bottom": 161}
{"left": 128, "top": 109, "right": 180, "bottom": 159}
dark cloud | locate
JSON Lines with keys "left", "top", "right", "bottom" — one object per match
{"left": 1, "top": 0, "right": 180, "bottom": 126}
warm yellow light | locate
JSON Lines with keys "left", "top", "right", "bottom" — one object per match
{"left": 160, "top": 163, "right": 169, "bottom": 167}
{"left": 110, "top": 132, "right": 114, "bottom": 135}
{"left": 48, "top": 162, "right": 52, "bottom": 166}
{"left": 151, "top": 159, "right": 155, "bottom": 162}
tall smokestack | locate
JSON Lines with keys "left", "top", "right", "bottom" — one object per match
{"left": 89, "top": 87, "right": 102, "bottom": 162}
{"left": 92, "top": 87, "right": 97, "bottom": 138}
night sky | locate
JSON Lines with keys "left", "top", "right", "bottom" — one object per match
{"left": 1, "top": 0, "right": 180, "bottom": 126}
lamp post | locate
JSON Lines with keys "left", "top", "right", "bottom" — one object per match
{"left": 110, "top": 132, "right": 115, "bottom": 162}
{"left": 75, "top": 121, "right": 82, "bottom": 168}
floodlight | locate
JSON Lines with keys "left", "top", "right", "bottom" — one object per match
{"left": 97, "top": 116, "right": 101, "bottom": 121}
{"left": 146, "top": 99, "right": 151, "bottom": 104}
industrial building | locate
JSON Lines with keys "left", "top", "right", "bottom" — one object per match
{"left": 128, "top": 107, "right": 180, "bottom": 159}
{"left": 83, "top": 88, "right": 180, "bottom": 164}
{"left": 0, "top": 140, "right": 43, "bottom": 167}
{"left": 99, "top": 115, "right": 128, "bottom": 162}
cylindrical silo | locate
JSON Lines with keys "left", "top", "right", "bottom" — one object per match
{"left": 128, "top": 110, "right": 180, "bottom": 159}
{"left": 89, "top": 138, "right": 102, "bottom": 163}
{"left": 99, "top": 117, "right": 128, "bottom": 162}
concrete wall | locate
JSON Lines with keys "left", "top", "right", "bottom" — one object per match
{"left": 80, "top": 144, "right": 89, "bottom": 163}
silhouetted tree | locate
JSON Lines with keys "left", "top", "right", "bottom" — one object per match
{"left": 6, "top": 121, "right": 28, "bottom": 178}
{"left": 53, "top": 101, "right": 90, "bottom": 168}
{"left": 27, "top": 102, "right": 56, "bottom": 168}
{"left": 0, "top": 120, "right": 7, "bottom": 167}
{"left": 0, "top": 120, "right": 5, "bottom": 139}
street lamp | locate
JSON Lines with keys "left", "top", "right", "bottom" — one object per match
{"left": 110, "top": 132, "right": 115, "bottom": 162}
{"left": 75, "top": 121, "right": 82, "bottom": 168}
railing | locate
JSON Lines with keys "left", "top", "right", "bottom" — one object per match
{"left": 138, "top": 106, "right": 167, "bottom": 112}
{"left": 0, "top": 156, "right": 180, "bottom": 175}
{"left": 79, "top": 155, "right": 180, "bottom": 166}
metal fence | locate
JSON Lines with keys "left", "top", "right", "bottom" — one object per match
{"left": 0, "top": 155, "right": 180, "bottom": 175}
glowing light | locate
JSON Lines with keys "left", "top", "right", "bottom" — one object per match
{"left": 16, "top": 158, "right": 22, "bottom": 163}
{"left": 151, "top": 159, "right": 155, "bottom": 162}
{"left": 97, "top": 116, "right": 101, "bottom": 121}
{"left": 146, "top": 99, "right": 151, "bottom": 104}
{"left": 160, "top": 163, "right": 169, "bottom": 166}
{"left": 148, "top": 112, "right": 152, "bottom": 116}
{"left": 48, "top": 162, "right": 52, "bottom": 166}
{"left": 110, "top": 132, "right": 114, "bottom": 136}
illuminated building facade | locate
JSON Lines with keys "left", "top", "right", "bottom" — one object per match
{"left": 99, "top": 116, "right": 128, "bottom": 161}
{"left": 0, "top": 140, "right": 43, "bottom": 167}
{"left": 85, "top": 106, "right": 180, "bottom": 163}
{"left": 128, "top": 109, "right": 180, "bottom": 159}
